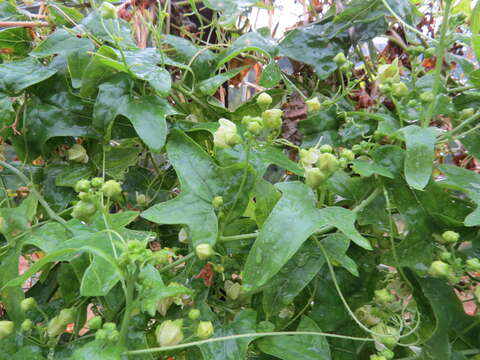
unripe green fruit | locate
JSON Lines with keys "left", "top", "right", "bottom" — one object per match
{"left": 196, "top": 244, "right": 214, "bottom": 260}
{"left": 392, "top": 82, "right": 408, "bottom": 97}
{"left": 333, "top": 52, "right": 347, "bottom": 65}
{"left": 20, "top": 297, "right": 36, "bottom": 312}
{"left": 247, "top": 121, "right": 263, "bottom": 135}
{"left": 340, "top": 62, "right": 352, "bottom": 73}
{"left": 428, "top": 260, "right": 450, "bottom": 278}
{"left": 425, "top": 47, "right": 435, "bottom": 58}
{"left": 318, "top": 153, "right": 339, "bottom": 174}
{"left": 379, "top": 349, "right": 394, "bottom": 360}
{"left": 151, "top": 250, "right": 169, "bottom": 265}
{"left": 212, "top": 196, "right": 224, "bottom": 209}
{"left": 67, "top": 144, "right": 89, "bottom": 164}
{"left": 21, "top": 319, "right": 33, "bottom": 332}
{"left": 91, "top": 177, "right": 104, "bottom": 188}
{"left": 461, "top": 108, "right": 474, "bottom": 119}
{"left": 74, "top": 179, "right": 91, "bottom": 193}
{"left": 371, "top": 323, "right": 398, "bottom": 349}
{"left": 225, "top": 280, "right": 242, "bottom": 300}
{"left": 442, "top": 230, "right": 460, "bottom": 243}
{"left": 88, "top": 316, "right": 103, "bottom": 330}
{"left": 262, "top": 109, "right": 283, "bottom": 129}
{"left": 188, "top": 308, "right": 201, "bottom": 320}
{"left": 95, "top": 329, "right": 107, "bottom": 340}
{"left": 156, "top": 320, "right": 183, "bottom": 347}
{"left": 196, "top": 321, "right": 214, "bottom": 339}
{"left": 420, "top": 91, "right": 434, "bottom": 103}
{"left": 340, "top": 149, "right": 355, "bottom": 161}
{"left": 99, "top": 2, "right": 117, "bottom": 19}
{"left": 439, "top": 251, "right": 452, "bottom": 261}
{"left": 305, "top": 168, "right": 327, "bottom": 189}
{"left": 466, "top": 258, "right": 480, "bottom": 271}
{"left": 256, "top": 93, "right": 272, "bottom": 109}
{"left": 374, "top": 288, "right": 395, "bottom": 304}
{"left": 103, "top": 322, "right": 117, "bottom": 331}
{"left": 58, "top": 308, "right": 76, "bottom": 324}
{"left": 407, "top": 99, "right": 418, "bottom": 107}
{"left": 0, "top": 321, "right": 14, "bottom": 339}
{"left": 102, "top": 180, "right": 122, "bottom": 198}
{"left": 72, "top": 201, "right": 96, "bottom": 221}
{"left": 370, "top": 356, "right": 387, "bottom": 360}
{"left": 78, "top": 192, "right": 91, "bottom": 201}
{"left": 319, "top": 144, "right": 333, "bottom": 153}
{"left": 47, "top": 316, "right": 66, "bottom": 338}
{"left": 108, "top": 330, "right": 120, "bottom": 342}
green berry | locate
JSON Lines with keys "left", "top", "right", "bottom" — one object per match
{"left": 318, "top": 153, "right": 339, "bottom": 174}
{"left": 439, "top": 251, "right": 452, "bottom": 261}
{"left": 91, "top": 177, "right": 104, "bottom": 188}
{"left": 212, "top": 196, "right": 224, "bottom": 209}
{"left": 466, "top": 258, "right": 480, "bottom": 271}
{"left": 72, "top": 201, "right": 96, "bottom": 221}
{"left": 101, "top": 180, "right": 122, "bottom": 199}
{"left": 88, "top": 316, "right": 103, "bottom": 330}
{"left": 262, "top": 109, "right": 283, "bottom": 129}
{"left": 0, "top": 321, "right": 14, "bottom": 339}
{"left": 21, "top": 319, "right": 33, "bottom": 332}
{"left": 391, "top": 82, "right": 408, "bottom": 97}
{"left": 420, "top": 91, "right": 434, "bottom": 103}
{"left": 20, "top": 297, "right": 36, "bottom": 312}
{"left": 374, "top": 288, "right": 395, "bottom": 304}
{"left": 196, "top": 244, "right": 214, "bottom": 260}
{"left": 196, "top": 321, "right": 214, "bottom": 339}
{"left": 188, "top": 309, "right": 201, "bottom": 320}
{"left": 340, "top": 149, "right": 355, "bottom": 161}
{"left": 319, "top": 144, "right": 333, "bottom": 153}
{"left": 305, "top": 168, "right": 327, "bottom": 189}
{"left": 103, "top": 322, "right": 117, "bottom": 331}
{"left": 442, "top": 230, "right": 460, "bottom": 243}
{"left": 333, "top": 52, "right": 347, "bottom": 65}
{"left": 74, "top": 179, "right": 91, "bottom": 193}
{"left": 428, "top": 260, "right": 450, "bottom": 278}
{"left": 256, "top": 93, "right": 272, "bottom": 109}
{"left": 247, "top": 121, "right": 263, "bottom": 135}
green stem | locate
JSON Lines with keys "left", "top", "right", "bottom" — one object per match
{"left": 422, "top": 0, "right": 452, "bottom": 128}
{"left": 441, "top": 112, "right": 480, "bottom": 139}
{"left": 124, "top": 331, "right": 374, "bottom": 355}
{"left": 0, "top": 160, "right": 66, "bottom": 225}
{"left": 159, "top": 252, "right": 195, "bottom": 274}
{"left": 118, "top": 269, "right": 138, "bottom": 347}
{"left": 344, "top": 111, "right": 386, "bottom": 122}
{"left": 219, "top": 233, "right": 258, "bottom": 242}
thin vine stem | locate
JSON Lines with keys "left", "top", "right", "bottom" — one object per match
{"left": 124, "top": 330, "right": 374, "bottom": 355}
{"left": 0, "top": 160, "right": 66, "bottom": 225}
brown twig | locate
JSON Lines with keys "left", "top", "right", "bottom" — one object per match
{"left": 0, "top": 21, "right": 51, "bottom": 28}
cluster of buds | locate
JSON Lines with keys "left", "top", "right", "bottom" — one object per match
{"left": 47, "top": 308, "right": 76, "bottom": 338}
{"left": 95, "top": 322, "right": 120, "bottom": 342}
{"left": 300, "top": 145, "right": 355, "bottom": 189}
{"left": 118, "top": 240, "right": 169, "bottom": 268}
{"left": 213, "top": 92, "right": 284, "bottom": 149}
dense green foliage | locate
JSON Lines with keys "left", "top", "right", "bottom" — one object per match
{"left": 1, "top": 0, "right": 480, "bottom": 359}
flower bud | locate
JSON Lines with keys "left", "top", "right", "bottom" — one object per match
{"left": 262, "top": 109, "right": 283, "bottom": 129}
{"left": 196, "top": 244, "right": 214, "bottom": 260}
{"left": 319, "top": 144, "right": 333, "bottom": 153}
{"left": 466, "top": 258, "right": 480, "bottom": 271}
{"left": 374, "top": 288, "right": 395, "bottom": 304}
{"left": 156, "top": 320, "right": 184, "bottom": 347}
{"left": 178, "top": 228, "right": 189, "bottom": 243}
{"left": 0, "top": 321, "right": 14, "bottom": 339}
{"left": 424, "top": 47, "right": 435, "bottom": 58}
{"left": 196, "top": 321, "right": 214, "bottom": 339}
{"left": 91, "top": 177, "right": 104, "bottom": 188}
{"left": 370, "top": 356, "right": 387, "bottom": 360}
{"left": 102, "top": 180, "right": 122, "bottom": 198}
{"left": 256, "top": 93, "right": 272, "bottom": 109}
{"left": 151, "top": 250, "right": 169, "bottom": 265}
{"left": 439, "top": 251, "right": 452, "bottom": 261}
{"left": 428, "top": 260, "right": 450, "bottom": 278}
{"left": 136, "top": 193, "right": 147, "bottom": 206}
{"left": 305, "top": 168, "right": 327, "bottom": 189}
{"left": 225, "top": 280, "right": 241, "bottom": 300}
{"left": 333, "top": 52, "right": 347, "bottom": 65}
{"left": 407, "top": 99, "right": 418, "bottom": 107}
{"left": 58, "top": 308, "right": 76, "bottom": 325}
{"left": 420, "top": 91, "right": 434, "bottom": 103}
{"left": 299, "top": 148, "right": 320, "bottom": 168}
{"left": 188, "top": 308, "right": 201, "bottom": 320}
{"left": 214, "top": 119, "right": 241, "bottom": 148}
{"left": 88, "top": 316, "right": 103, "bottom": 330}
{"left": 67, "top": 144, "right": 89, "bottom": 164}
{"left": 212, "top": 196, "right": 224, "bottom": 209}
{"left": 72, "top": 201, "right": 96, "bottom": 221}
{"left": 305, "top": 97, "right": 321, "bottom": 113}
{"left": 340, "top": 149, "right": 355, "bottom": 162}
{"left": 442, "top": 230, "right": 459, "bottom": 243}
{"left": 318, "top": 153, "right": 339, "bottom": 174}
{"left": 47, "top": 316, "right": 66, "bottom": 337}
{"left": 371, "top": 323, "right": 398, "bottom": 349}
{"left": 461, "top": 108, "right": 474, "bottom": 119}
{"left": 391, "top": 82, "right": 408, "bottom": 97}
{"left": 74, "top": 179, "right": 91, "bottom": 193}
{"left": 99, "top": 2, "right": 117, "bottom": 19}
{"left": 78, "top": 192, "right": 91, "bottom": 201}
{"left": 20, "top": 297, "right": 36, "bottom": 312}
{"left": 103, "top": 322, "right": 117, "bottom": 331}
{"left": 379, "top": 349, "right": 394, "bottom": 360}
{"left": 156, "top": 297, "right": 174, "bottom": 316}
{"left": 376, "top": 59, "right": 399, "bottom": 84}
{"left": 247, "top": 121, "right": 263, "bottom": 135}
{"left": 21, "top": 319, "right": 33, "bottom": 332}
